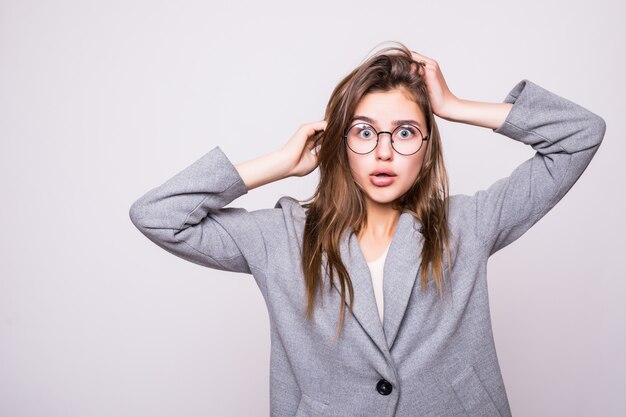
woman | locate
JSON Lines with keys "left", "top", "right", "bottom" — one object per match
{"left": 129, "top": 42, "right": 605, "bottom": 417}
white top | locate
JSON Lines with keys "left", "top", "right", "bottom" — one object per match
{"left": 366, "top": 242, "right": 391, "bottom": 325}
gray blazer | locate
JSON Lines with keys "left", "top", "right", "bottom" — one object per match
{"left": 129, "top": 79, "right": 605, "bottom": 417}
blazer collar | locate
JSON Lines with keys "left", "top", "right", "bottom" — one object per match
{"left": 332, "top": 211, "right": 423, "bottom": 353}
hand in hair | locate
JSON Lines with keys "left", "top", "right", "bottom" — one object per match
{"left": 410, "top": 50, "right": 513, "bottom": 129}
{"left": 233, "top": 120, "right": 326, "bottom": 191}
{"left": 280, "top": 120, "right": 327, "bottom": 178}
{"left": 410, "top": 50, "right": 460, "bottom": 120}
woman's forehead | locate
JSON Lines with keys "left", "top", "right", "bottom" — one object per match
{"left": 353, "top": 89, "right": 425, "bottom": 127}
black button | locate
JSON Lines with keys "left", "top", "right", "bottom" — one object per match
{"left": 376, "top": 378, "right": 393, "bottom": 395}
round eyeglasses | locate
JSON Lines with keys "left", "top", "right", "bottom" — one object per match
{"left": 343, "top": 122, "right": 429, "bottom": 156}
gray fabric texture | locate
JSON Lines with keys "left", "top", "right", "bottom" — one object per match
{"left": 129, "top": 79, "right": 606, "bottom": 417}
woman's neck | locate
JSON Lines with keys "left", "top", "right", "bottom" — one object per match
{"left": 359, "top": 201, "right": 401, "bottom": 241}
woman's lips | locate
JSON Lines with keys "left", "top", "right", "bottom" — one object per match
{"left": 370, "top": 174, "right": 396, "bottom": 186}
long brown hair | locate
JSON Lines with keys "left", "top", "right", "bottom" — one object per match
{"left": 300, "top": 41, "right": 452, "bottom": 338}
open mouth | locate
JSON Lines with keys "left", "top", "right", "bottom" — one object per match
{"left": 370, "top": 174, "right": 396, "bottom": 186}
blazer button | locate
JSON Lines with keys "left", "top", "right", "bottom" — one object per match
{"left": 376, "top": 379, "right": 393, "bottom": 395}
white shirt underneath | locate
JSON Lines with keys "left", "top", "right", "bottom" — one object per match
{"left": 366, "top": 242, "right": 391, "bottom": 325}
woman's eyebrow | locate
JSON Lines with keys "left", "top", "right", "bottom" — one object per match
{"left": 351, "top": 115, "right": 422, "bottom": 128}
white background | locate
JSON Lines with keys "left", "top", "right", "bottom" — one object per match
{"left": 1, "top": 0, "right": 624, "bottom": 416}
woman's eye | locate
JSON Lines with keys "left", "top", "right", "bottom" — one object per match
{"left": 358, "top": 127, "right": 375, "bottom": 139}
{"left": 396, "top": 126, "right": 416, "bottom": 139}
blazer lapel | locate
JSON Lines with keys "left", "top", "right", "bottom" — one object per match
{"left": 331, "top": 212, "right": 423, "bottom": 353}
{"left": 334, "top": 226, "right": 388, "bottom": 354}
{"left": 382, "top": 213, "right": 423, "bottom": 349}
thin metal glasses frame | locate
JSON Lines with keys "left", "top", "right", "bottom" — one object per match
{"left": 342, "top": 122, "right": 429, "bottom": 156}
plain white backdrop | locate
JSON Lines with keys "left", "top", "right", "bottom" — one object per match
{"left": 1, "top": 0, "right": 624, "bottom": 416}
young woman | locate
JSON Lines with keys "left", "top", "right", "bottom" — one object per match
{"left": 129, "top": 42, "right": 605, "bottom": 417}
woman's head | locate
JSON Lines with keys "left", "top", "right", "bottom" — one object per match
{"left": 309, "top": 41, "right": 445, "bottom": 217}
{"left": 301, "top": 41, "right": 451, "bottom": 339}
{"left": 346, "top": 86, "right": 429, "bottom": 210}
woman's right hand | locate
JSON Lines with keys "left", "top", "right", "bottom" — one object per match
{"left": 279, "top": 120, "right": 327, "bottom": 178}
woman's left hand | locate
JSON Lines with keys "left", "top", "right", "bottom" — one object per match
{"left": 410, "top": 51, "right": 460, "bottom": 120}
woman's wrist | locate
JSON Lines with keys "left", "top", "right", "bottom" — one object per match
{"left": 234, "top": 149, "right": 292, "bottom": 191}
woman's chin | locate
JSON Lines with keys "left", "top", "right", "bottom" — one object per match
{"left": 363, "top": 189, "right": 403, "bottom": 206}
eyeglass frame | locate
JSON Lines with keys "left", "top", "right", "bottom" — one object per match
{"left": 342, "top": 122, "right": 429, "bottom": 156}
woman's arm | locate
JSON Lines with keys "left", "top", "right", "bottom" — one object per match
{"left": 462, "top": 79, "right": 605, "bottom": 255}
{"left": 129, "top": 121, "right": 327, "bottom": 288}
{"left": 409, "top": 51, "right": 606, "bottom": 255}
{"left": 438, "top": 99, "right": 514, "bottom": 130}
{"left": 234, "top": 149, "right": 291, "bottom": 191}
{"left": 129, "top": 146, "right": 267, "bottom": 276}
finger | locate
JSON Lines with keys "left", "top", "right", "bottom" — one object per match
{"left": 305, "top": 136, "right": 318, "bottom": 148}
{"left": 410, "top": 50, "right": 432, "bottom": 64}
{"left": 411, "top": 55, "right": 435, "bottom": 78}
{"left": 299, "top": 120, "right": 327, "bottom": 136}
{"left": 409, "top": 52, "right": 431, "bottom": 77}
{"left": 305, "top": 121, "right": 328, "bottom": 142}
{"left": 309, "top": 120, "right": 328, "bottom": 131}
{"left": 409, "top": 61, "right": 422, "bottom": 76}
{"left": 311, "top": 143, "right": 322, "bottom": 155}
{"left": 302, "top": 135, "right": 320, "bottom": 156}
{"left": 410, "top": 60, "right": 427, "bottom": 77}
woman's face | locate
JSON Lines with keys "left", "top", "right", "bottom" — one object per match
{"left": 346, "top": 87, "right": 429, "bottom": 208}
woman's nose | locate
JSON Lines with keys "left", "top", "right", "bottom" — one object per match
{"left": 375, "top": 132, "right": 394, "bottom": 160}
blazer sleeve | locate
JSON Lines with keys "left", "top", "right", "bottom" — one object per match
{"left": 128, "top": 145, "right": 270, "bottom": 283}
{"left": 471, "top": 79, "right": 606, "bottom": 256}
